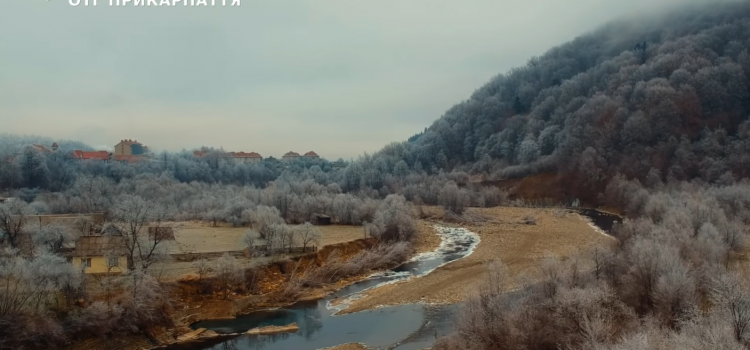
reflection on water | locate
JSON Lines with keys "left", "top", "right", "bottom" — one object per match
{"left": 166, "top": 226, "right": 478, "bottom": 350}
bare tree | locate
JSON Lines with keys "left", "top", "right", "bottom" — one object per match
{"left": 0, "top": 200, "right": 32, "bottom": 249}
{"left": 296, "top": 222, "right": 321, "bottom": 252}
{"left": 109, "top": 194, "right": 173, "bottom": 271}
{"left": 194, "top": 258, "right": 212, "bottom": 282}
{"left": 710, "top": 272, "right": 750, "bottom": 343}
{"left": 212, "top": 253, "right": 243, "bottom": 300}
{"left": 438, "top": 181, "right": 471, "bottom": 215}
{"left": 31, "top": 224, "right": 72, "bottom": 254}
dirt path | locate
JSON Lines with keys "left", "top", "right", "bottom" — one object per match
{"left": 342, "top": 207, "right": 614, "bottom": 313}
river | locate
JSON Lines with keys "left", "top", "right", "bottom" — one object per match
{"left": 164, "top": 209, "right": 617, "bottom": 350}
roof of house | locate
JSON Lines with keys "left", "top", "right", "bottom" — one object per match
{"left": 193, "top": 151, "right": 206, "bottom": 157}
{"left": 117, "top": 139, "right": 142, "bottom": 146}
{"left": 114, "top": 155, "right": 144, "bottom": 163}
{"left": 230, "top": 151, "right": 262, "bottom": 158}
{"left": 72, "top": 150, "right": 110, "bottom": 160}
{"left": 304, "top": 151, "right": 319, "bottom": 157}
{"left": 51, "top": 142, "right": 59, "bottom": 148}
{"left": 283, "top": 151, "right": 300, "bottom": 157}
{"left": 73, "top": 235, "right": 128, "bottom": 257}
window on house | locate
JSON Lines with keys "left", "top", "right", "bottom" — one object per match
{"left": 108, "top": 257, "right": 119, "bottom": 268}
{"left": 83, "top": 258, "right": 92, "bottom": 268}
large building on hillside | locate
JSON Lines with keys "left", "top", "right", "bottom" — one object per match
{"left": 114, "top": 139, "right": 146, "bottom": 156}
{"left": 114, "top": 139, "right": 149, "bottom": 163}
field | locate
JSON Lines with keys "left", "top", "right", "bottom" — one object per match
{"left": 341, "top": 206, "right": 615, "bottom": 313}
{"left": 151, "top": 222, "right": 366, "bottom": 281}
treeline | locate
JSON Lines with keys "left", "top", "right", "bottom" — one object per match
{"left": 435, "top": 177, "right": 750, "bottom": 350}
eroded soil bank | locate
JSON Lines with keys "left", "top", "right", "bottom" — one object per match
{"left": 67, "top": 234, "right": 431, "bottom": 350}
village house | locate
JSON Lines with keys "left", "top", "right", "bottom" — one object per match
{"left": 193, "top": 150, "right": 263, "bottom": 163}
{"left": 72, "top": 150, "right": 111, "bottom": 161}
{"left": 229, "top": 151, "right": 262, "bottom": 163}
{"left": 282, "top": 151, "right": 321, "bottom": 161}
{"left": 71, "top": 234, "right": 128, "bottom": 275}
{"left": 304, "top": 151, "right": 320, "bottom": 159}
{"left": 282, "top": 151, "right": 300, "bottom": 161}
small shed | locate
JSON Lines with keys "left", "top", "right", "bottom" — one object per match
{"left": 311, "top": 213, "right": 331, "bottom": 226}
{"left": 148, "top": 226, "right": 175, "bottom": 241}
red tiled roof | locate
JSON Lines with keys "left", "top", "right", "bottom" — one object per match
{"left": 114, "top": 155, "right": 144, "bottom": 163}
{"left": 72, "top": 150, "right": 110, "bottom": 161}
{"left": 304, "top": 151, "right": 319, "bottom": 157}
{"left": 193, "top": 151, "right": 206, "bottom": 157}
{"left": 283, "top": 152, "right": 300, "bottom": 157}
{"left": 230, "top": 151, "right": 262, "bottom": 158}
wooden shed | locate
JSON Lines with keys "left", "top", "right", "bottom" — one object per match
{"left": 311, "top": 213, "right": 331, "bottom": 226}
{"left": 148, "top": 226, "right": 175, "bottom": 241}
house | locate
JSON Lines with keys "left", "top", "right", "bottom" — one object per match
{"left": 195, "top": 150, "right": 262, "bottom": 161}
{"left": 311, "top": 213, "right": 331, "bottom": 226}
{"left": 194, "top": 150, "right": 262, "bottom": 163}
{"left": 304, "top": 151, "right": 320, "bottom": 159}
{"left": 229, "top": 151, "right": 262, "bottom": 163}
{"left": 114, "top": 139, "right": 146, "bottom": 156}
{"left": 71, "top": 235, "right": 128, "bottom": 274}
{"left": 282, "top": 151, "right": 300, "bottom": 161}
{"left": 72, "top": 150, "right": 111, "bottom": 161}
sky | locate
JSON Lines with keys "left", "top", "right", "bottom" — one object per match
{"left": 0, "top": 0, "right": 712, "bottom": 159}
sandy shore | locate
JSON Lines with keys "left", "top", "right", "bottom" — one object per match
{"left": 341, "top": 206, "right": 614, "bottom": 313}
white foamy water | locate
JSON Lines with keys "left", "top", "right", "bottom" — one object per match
{"left": 327, "top": 225, "right": 480, "bottom": 314}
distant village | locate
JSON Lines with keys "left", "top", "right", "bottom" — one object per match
{"left": 31, "top": 139, "right": 322, "bottom": 163}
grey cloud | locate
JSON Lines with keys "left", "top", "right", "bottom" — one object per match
{"left": 0, "top": 0, "right": 715, "bottom": 159}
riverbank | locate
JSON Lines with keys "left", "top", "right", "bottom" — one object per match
{"left": 340, "top": 206, "right": 614, "bottom": 314}
{"left": 153, "top": 221, "right": 443, "bottom": 349}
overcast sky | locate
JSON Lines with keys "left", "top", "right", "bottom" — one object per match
{"left": 0, "top": 0, "right": 710, "bottom": 159}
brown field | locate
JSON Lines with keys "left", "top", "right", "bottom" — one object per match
{"left": 341, "top": 206, "right": 615, "bottom": 313}
{"left": 165, "top": 222, "right": 366, "bottom": 254}
{"left": 151, "top": 223, "right": 366, "bottom": 281}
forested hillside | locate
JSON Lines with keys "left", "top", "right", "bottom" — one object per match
{"left": 391, "top": 1, "right": 750, "bottom": 202}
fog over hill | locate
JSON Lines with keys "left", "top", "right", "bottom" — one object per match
{"left": 383, "top": 0, "right": 750, "bottom": 202}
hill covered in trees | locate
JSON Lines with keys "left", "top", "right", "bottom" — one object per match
{"left": 386, "top": 1, "right": 750, "bottom": 203}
